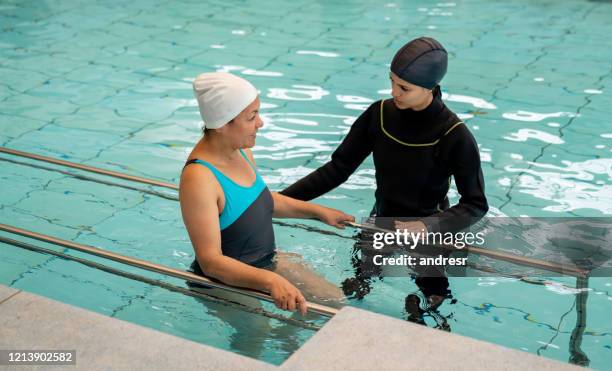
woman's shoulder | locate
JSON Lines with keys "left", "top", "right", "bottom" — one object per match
{"left": 370, "top": 99, "right": 387, "bottom": 113}
{"left": 444, "top": 119, "right": 476, "bottom": 142}
{"left": 180, "top": 156, "right": 218, "bottom": 189}
{"left": 350, "top": 99, "right": 386, "bottom": 130}
{"left": 442, "top": 120, "right": 481, "bottom": 164}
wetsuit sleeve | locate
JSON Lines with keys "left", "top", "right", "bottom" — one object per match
{"left": 280, "top": 103, "right": 376, "bottom": 201}
{"left": 423, "top": 125, "right": 489, "bottom": 233}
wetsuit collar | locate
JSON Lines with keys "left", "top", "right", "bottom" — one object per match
{"left": 395, "top": 85, "right": 444, "bottom": 120}
{"left": 415, "top": 85, "right": 444, "bottom": 118}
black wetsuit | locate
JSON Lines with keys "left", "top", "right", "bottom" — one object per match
{"left": 281, "top": 86, "right": 488, "bottom": 303}
{"left": 281, "top": 86, "right": 488, "bottom": 229}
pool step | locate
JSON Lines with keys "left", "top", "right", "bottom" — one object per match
{"left": 0, "top": 284, "right": 586, "bottom": 370}
{"left": 281, "top": 306, "right": 584, "bottom": 371}
{"left": 0, "top": 285, "right": 273, "bottom": 371}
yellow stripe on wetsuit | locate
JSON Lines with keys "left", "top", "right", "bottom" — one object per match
{"left": 379, "top": 99, "right": 463, "bottom": 147}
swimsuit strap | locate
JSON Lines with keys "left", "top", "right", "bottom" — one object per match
{"left": 184, "top": 150, "right": 261, "bottom": 187}
{"left": 239, "top": 149, "right": 258, "bottom": 172}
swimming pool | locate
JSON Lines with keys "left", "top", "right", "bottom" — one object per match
{"left": 1, "top": 0, "right": 611, "bottom": 367}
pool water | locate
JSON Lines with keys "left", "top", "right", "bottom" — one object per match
{"left": 1, "top": 0, "right": 611, "bottom": 367}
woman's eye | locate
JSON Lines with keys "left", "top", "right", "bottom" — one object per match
{"left": 400, "top": 86, "right": 408, "bottom": 92}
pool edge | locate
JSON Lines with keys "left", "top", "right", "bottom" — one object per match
{"left": 0, "top": 284, "right": 274, "bottom": 370}
{"left": 283, "top": 305, "right": 586, "bottom": 370}
{"left": 0, "top": 284, "right": 587, "bottom": 370}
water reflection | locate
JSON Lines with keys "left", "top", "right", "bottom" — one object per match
{"left": 267, "top": 85, "right": 330, "bottom": 101}
{"left": 504, "top": 158, "right": 612, "bottom": 213}
{"left": 502, "top": 110, "right": 577, "bottom": 122}
{"left": 504, "top": 129, "right": 565, "bottom": 144}
{"left": 296, "top": 50, "right": 339, "bottom": 58}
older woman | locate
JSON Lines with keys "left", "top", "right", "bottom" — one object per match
{"left": 180, "top": 72, "right": 353, "bottom": 315}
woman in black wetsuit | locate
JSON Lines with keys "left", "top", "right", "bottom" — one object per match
{"left": 281, "top": 37, "right": 488, "bottom": 326}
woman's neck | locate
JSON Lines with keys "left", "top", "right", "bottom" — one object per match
{"left": 196, "top": 135, "right": 241, "bottom": 163}
{"left": 412, "top": 91, "right": 434, "bottom": 111}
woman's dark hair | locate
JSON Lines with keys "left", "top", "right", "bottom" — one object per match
{"left": 201, "top": 118, "right": 234, "bottom": 135}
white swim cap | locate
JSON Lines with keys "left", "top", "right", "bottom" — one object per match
{"left": 193, "top": 72, "right": 258, "bottom": 129}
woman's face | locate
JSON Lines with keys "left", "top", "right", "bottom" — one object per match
{"left": 221, "top": 97, "right": 263, "bottom": 148}
{"left": 389, "top": 72, "right": 432, "bottom": 110}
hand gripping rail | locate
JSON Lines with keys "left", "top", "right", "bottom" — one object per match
{"left": 0, "top": 223, "right": 339, "bottom": 317}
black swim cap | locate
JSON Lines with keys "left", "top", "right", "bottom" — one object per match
{"left": 390, "top": 37, "right": 448, "bottom": 90}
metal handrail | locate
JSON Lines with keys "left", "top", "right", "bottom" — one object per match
{"left": 0, "top": 147, "right": 177, "bottom": 189}
{"left": 0, "top": 146, "right": 590, "bottom": 277}
{"left": 0, "top": 223, "right": 339, "bottom": 317}
{"left": 0, "top": 146, "right": 354, "bottom": 240}
{"left": 0, "top": 146, "right": 593, "bottom": 364}
{"left": 0, "top": 235, "right": 323, "bottom": 330}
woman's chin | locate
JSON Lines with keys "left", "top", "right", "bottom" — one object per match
{"left": 245, "top": 137, "right": 257, "bottom": 147}
{"left": 393, "top": 99, "right": 409, "bottom": 110}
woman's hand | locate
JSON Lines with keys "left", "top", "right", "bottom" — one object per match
{"left": 270, "top": 192, "right": 354, "bottom": 228}
{"left": 266, "top": 273, "right": 308, "bottom": 316}
{"left": 317, "top": 206, "right": 355, "bottom": 229}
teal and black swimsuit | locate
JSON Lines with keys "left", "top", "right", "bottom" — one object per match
{"left": 184, "top": 149, "right": 276, "bottom": 277}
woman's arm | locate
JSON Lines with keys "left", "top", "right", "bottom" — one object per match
{"left": 243, "top": 149, "right": 355, "bottom": 228}
{"left": 421, "top": 125, "right": 489, "bottom": 233}
{"left": 179, "top": 166, "right": 308, "bottom": 314}
{"left": 271, "top": 192, "right": 355, "bottom": 228}
{"left": 280, "top": 102, "right": 377, "bottom": 201}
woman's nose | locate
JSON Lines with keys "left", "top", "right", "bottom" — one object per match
{"left": 391, "top": 85, "right": 401, "bottom": 99}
